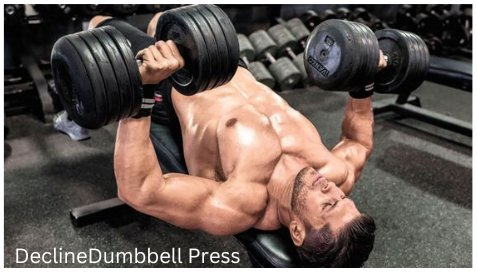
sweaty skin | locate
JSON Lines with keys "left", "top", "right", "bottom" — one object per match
{"left": 115, "top": 66, "right": 376, "bottom": 235}
{"left": 114, "top": 15, "right": 385, "bottom": 237}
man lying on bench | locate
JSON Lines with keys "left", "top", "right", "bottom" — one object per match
{"left": 91, "top": 12, "right": 378, "bottom": 268}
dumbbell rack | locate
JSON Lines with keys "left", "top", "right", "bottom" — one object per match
{"left": 373, "top": 56, "right": 472, "bottom": 138}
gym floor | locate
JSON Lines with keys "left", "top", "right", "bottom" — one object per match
{"left": 4, "top": 81, "right": 472, "bottom": 267}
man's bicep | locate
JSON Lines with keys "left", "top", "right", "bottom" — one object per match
{"left": 132, "top": 173, "right": 218, "bottom": 229}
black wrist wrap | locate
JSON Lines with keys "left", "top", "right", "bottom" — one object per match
{"left": 349, "top": 82, "right": 374, "bottom": 99}
{"left": 132, "top": 84, "right": 157, "bottom": 119}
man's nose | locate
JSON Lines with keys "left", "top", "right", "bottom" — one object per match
{"left": 321, "top": 180, "right": 333, "bottom": 192}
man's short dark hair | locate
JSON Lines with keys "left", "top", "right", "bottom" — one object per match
{"left": 296, "top": 214, "right": 376, "bottom": 268}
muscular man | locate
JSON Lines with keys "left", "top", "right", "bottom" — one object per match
{"left": 91, "top": 12, "right": 382, "bottom": 267}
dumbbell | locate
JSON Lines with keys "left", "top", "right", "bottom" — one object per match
{"left": 268, "top": 24, "right": 308, "bottom": 85}
{"left": 4, "top": 4, "right": 25, "bottom": 26}
{"left": 51, "top": 4, "right": 239, "bottom": 129}
{"left": 352, "top": 7, "right": 387, "bottom": 31}
{"left": 305, "top": 19, "right": 429, "bottom": 95}
{"left": 112, "top": 5, "right": 139, "bottom": 16}
{"left": 238, "top": 34, "right": 275, "bottom": 89}
{"left": 249, "top": 30, "right": 302, "bottom": 90}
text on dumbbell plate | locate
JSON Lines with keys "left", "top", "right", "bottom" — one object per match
{"left": 307, "top": 56, "right": 329, "bottom": 77}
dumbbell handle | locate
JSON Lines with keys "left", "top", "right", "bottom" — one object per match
{"left": 285, "top": 47, "right": 298, "bottom": 60}
{"left": 241, "top": 56, "right": 250, "bottom": 66}
{"left": 136, "top": 58, "right": 185, "bottom": 69}
{"left": 264, "top": 51, "right": 277, "bottom": 64}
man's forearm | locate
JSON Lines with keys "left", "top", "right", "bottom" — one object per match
{"left": 339, "top": 97, "right": 374, "bottom": 153}
{"left": 114, "top": 117, "right": 163, "bottom": 198}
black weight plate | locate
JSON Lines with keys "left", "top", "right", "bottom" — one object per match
{"left": 349, "top": 21, "right": 380, "bottom": 86}
{"left": 101, "top": 27, "right": 138, "bottom": 118}
{"left": 80, "top": 30, "right": 121, "bottom": 125}
{"left": 396, "top": 31, "right": 424, "bottom": 93}
{"left": 339, "top": 21, "right": 369, "bottom": 92}
{"left": 156, "top": 7, "right": 208, "bottom": 95}
{"left": 194, "top": 5, "right": 228, "bottom": 88}
{"left": 305, "top": 20, "right": 354, "bottom": 91}
{"left": 67, "top": 34, "right": 109, "bottom": 128}
{"left": 402, "top": 32, "right": 421, "bottom": 91}
{"left": 198, "top": 4, "right": 239, "bottom": 88}
{"left": 103, "top": 26, "right": 142, "bottom": 117}
{"left": 51, "top": 37, "right": 98, "bottom": 128}
{"left": 91, "top": 28, "right": 132, "bottom": 121}
{"left": 184, "top": 6, "right": 220, "bottom": 91}
{"left": 305, "top": 19, "right": 379, "bottom": 92}
{"left": 53, "top": 34, "right": 107, "bottom": 128}
{"left": 175, "top": 7, "right": 213, "bottom": 92}
{"left": 403, "top": 31, "right": 429, "bottom": 92}
{"left": 374, "top": 29, "right": 413, "bottom": 94}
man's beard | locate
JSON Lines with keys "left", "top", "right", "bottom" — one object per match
{"left": 291, "top": 167, "right": 311, "bottom": 213}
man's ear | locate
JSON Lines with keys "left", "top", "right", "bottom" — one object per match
{"left": 289, "top": 219, "right": 306, "bottom": 247}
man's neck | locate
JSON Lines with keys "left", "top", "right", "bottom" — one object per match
{"left": 276, "top": 175, "right": 295, "bottom": 227}
{"left": 271, "top": 160, "right": 309, "bottom": 228}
